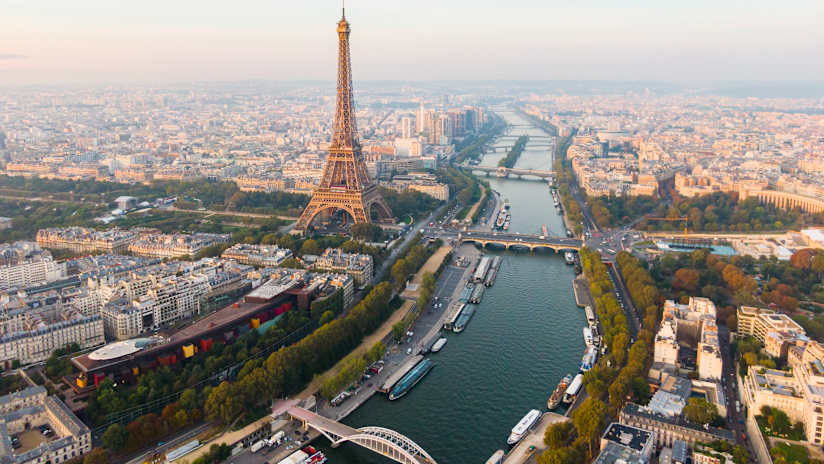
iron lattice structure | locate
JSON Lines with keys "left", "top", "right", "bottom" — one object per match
{"left": 294, "top": 11, "right": 392, "bottom": 233}
{"left": 316, "top": 425, "right": 437, "bottom": 464}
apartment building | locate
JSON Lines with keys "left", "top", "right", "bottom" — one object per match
{"left": 0, "top": 257, "right": 67, "bottom": 291}
{"left": 741, "top": 340, "right": 824, "bottom": 445}
{"left": 128, "top": 233, "right": 230, "bottom": 259}
{"left": 619, "top": 403, "right": 735, "bottom": 448}
{"left": 221, "top": 243, "right": 294, "bottom": 267}
{"left": 692, "top": 444, "right": 734, "bottom": 464}
{"left": 594, "top": 423, "right": 654, "bottom": 464}
{"left": 386, "top": 175, "right": 450, "bottom": 201}
{"left": 736, "top": 306, "right": 807, "bottom": 358}
{"left": 0, "top": 386, "right": 91, "bottom": 464}
{"left": 36, "top": 227, "right": 137, "bottom": 254}
{"left": 303, "top": 248, "right": 374, "bottom": 286}
{"left": 653, "top": 298, "right": 723, "bottom": 381}
{"left": 99, "top": 273, "right": 210, "bottom": 339}
{"left": 0, "top": 313, "right": 104, "bottom": 366}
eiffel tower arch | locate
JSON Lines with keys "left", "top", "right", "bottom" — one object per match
{"left": 294, "top": 10, "right": 393, "bottom": 234}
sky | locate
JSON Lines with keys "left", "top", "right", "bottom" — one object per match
{"left": 1, "top": 0, "right": 823, "bottom": 86}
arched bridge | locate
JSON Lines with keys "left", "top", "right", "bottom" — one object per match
{"left": 498, "top": 134, "right": 552, "bottom": 140}
{"left": 288, "top": 407, "right": 438, "bottom": 464}
{"left": 461, "top": 165, "right": 556, "bottom": 179}
{"left": 460, "top": 231, "right": 582, "bottom": 252}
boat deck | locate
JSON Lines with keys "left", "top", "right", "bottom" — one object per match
{"left": 378, "top": 355, "right": 423, "bottom": 393}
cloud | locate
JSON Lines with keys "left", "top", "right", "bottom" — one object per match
{"left": 0, "top": 54, "right": 27, "bottom": 60}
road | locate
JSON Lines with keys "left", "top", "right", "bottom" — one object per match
{"left": 374, "top": 204, "right": 446, "bottom": 282}
{"left": 125, "top": 422, "right": 214, "bottom": 464}
{"left": 606, "top": 263, "right": 640, "bottom": 339}
{"left": 718, "top": 325, "right": 747, "bottom": 445}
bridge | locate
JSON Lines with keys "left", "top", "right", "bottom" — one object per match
{"left": 460, "top": 231, "right": 582, "bottom": 252}
{"left": 462, "top": 165, "right": 556, "bottom": 179}
{"left": 488, "top": 144, "right": 553, "bottom": 152}
{"left": 498, "top": 134, "right": 552, "bottom": 140}
{"left": 288, "top": 406, "right": 438, "bottom": 464}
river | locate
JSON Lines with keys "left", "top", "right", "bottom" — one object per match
{"left": 316, "top": 110, "right": 585, "bottom": 464}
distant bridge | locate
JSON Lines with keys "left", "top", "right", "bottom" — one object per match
{"left": 498, "top": 134, "right": 552, "bottom": 140}
{"left": 288, "top": 407, "right": 438, "bottom": 464}
{"left": 488, "top": 144, "right": 553, "bottom": 152}
{"left": 460, "top": 231, "right": 582, "bottom": 252}
{"left": 462, "top": 165, "right": 556, "bottom": 179}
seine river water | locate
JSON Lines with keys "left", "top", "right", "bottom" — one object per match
{"left": 317, "top": 111, "right": 586, "bottom": 464}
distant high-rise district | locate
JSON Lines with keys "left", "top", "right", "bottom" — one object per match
{"left": 1, "top": 4, "right": 823, "bottom": 464}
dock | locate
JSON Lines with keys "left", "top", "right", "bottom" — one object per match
{"left": 502, "top": 412, "right": 570, "bottom": 464}
{"left": 572, "top": 275, "right": 592, "bottom": 308}
{"left": 378, "top": 355, "right": 423, "bottom": 393}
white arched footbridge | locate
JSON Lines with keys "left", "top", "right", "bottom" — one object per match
{"left": 288, "top": 406, "right": 438, "bottom": 464}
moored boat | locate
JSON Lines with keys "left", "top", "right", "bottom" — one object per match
{"left": 388, "top": 358, "right": 435, "bottom": 400}
{"left": 580, "top": 345, "right": 597, "bottom": 372}
{"left": 453, "top": 305, "right": 476, "bottom": 333}
{"left": 431, "top": 337, "right": 447, "bottom": 353}
{"left": 507, "top": 409, "right": 541, "bottom": 445}
{"left": 563, "top": 373, "right": 584, "bottom": 404}
{"left": 583, "top": 326, "right": 594, "bottom": 346}
{"left": 547, "top": 374, "right": 573, "bottom": 410}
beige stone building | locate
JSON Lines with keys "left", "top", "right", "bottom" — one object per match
{"left": 736, "top": 306, "right": 807, "bottom": 359}
{"left": 0, "top": 386, "right": 91, "bottom": 464}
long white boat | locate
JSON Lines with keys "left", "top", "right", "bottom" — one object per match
{"left": 431, "top": 337, "right": 447, "bottom": 353}
{"left": 507, "top": 409, "right": 541, "bottom": 445}
{"left": 563, "top": 373, "right": 584, "bottom": 404}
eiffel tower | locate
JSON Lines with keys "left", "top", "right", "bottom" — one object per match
{"left": 293, "top": 7, "right": 392, "bottom": 234}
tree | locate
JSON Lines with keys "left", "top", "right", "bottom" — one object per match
{"left": 391, "top": 259, "right": 410, "bottom": 289}
{"left": 684, "top": 397, "right": 718, "bottom": 424}
{"left": 392, "top": 322, "right": 405, "bottom": 343}
{"left": 572, "top": 397, "right": 606, "bottom": 459}
{"left": 83, "top": 448, "right": 111, "bottom": 464}
{"left": 300, "top": 239, "right": 321, "bottom": 256}
{"left": 101, "top": 423, "right": 128, "bottom": 452}
{"left": 179, "top": 388, "right": 198, "bottom": 411}
{"left": 280, "top": 257, "right": 304, "bottom": 269}
{"left": 351, "top": 223, "right": 382, "bottom": 242}
{"left": 543, "top": 421, "right": 575, "bottom": 448}
{"left": 365, "top": 341, "right": 386, "bottom": 364}
{"left": 537, "top": 446, "right": 582, "bottom": 464}
{"left": 586, "top": 379, "right": 607, "bottom": 400}
{"left": 672, "top": 268, "right": 700, "bottom": 292}
{"left": 205, "top": 381, "right": 242, "bottom": 424}
{"left": 319, "top": 310, "right": 335, "bottom": 325}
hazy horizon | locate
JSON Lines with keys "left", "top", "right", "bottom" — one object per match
{"left": 2, "top": 0, "right": 823, "bottom": 86}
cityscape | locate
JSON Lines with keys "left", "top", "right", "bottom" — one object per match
{"left": 1, "top": 2, "right": 824, "bottom": 464}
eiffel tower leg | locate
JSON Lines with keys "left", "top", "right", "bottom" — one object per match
{"left": 294, "top": 197, "right": 325, "bottom": 232}
{"left": 366, "top": 198, "right": 394, "bottom": 223}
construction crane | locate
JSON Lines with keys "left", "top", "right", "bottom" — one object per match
{"left": 645, "top": 216, "right": 688, "bottom": 236}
